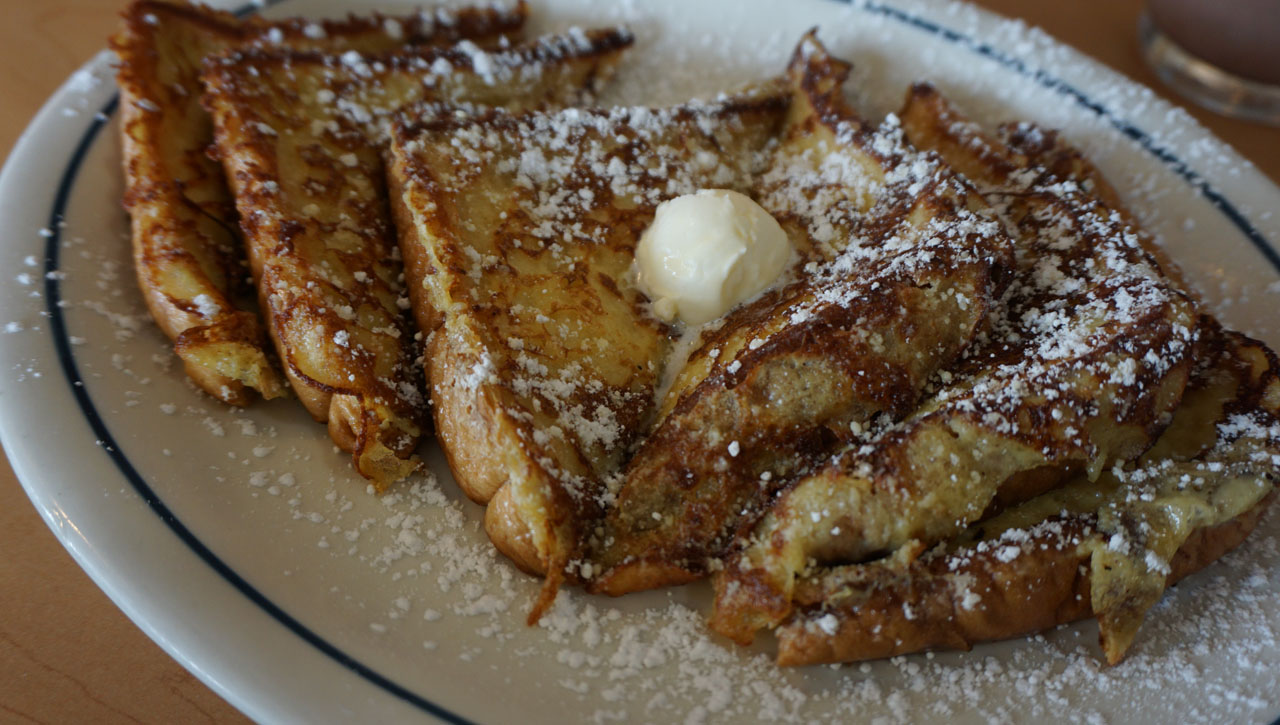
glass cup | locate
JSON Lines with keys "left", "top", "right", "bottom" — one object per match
{"left": 1139, "top": 0, "right": 1280, "bottom": 125}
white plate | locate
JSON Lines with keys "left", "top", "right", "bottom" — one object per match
{"left": 2, "top": 0, "right": 1279, "bottom": 722}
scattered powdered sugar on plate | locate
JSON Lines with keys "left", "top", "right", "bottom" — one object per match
{"left": 4, "top": 0, "right": 1279, "bottom": 722}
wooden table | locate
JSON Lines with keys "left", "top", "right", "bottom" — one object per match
{"left": 1, "top": 1, "right": 1276, "bottom": 723}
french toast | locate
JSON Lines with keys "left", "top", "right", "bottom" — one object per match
{"left": 389, "top": 33, "right": 1279, "bottom": 666}
{"left": 202, "top": 28, "right": 634, "bottom": 488}
{"left": 776, "top": 323, "right": 1280, "bottom": 665}
{"left": 385, "top": 84, "right": 792, "bottom": 613}
{"left": 589, "top": 35, "right": 1017, "bottom": 596}
{"left": 113, "top": 0, "right": 527, "bottom": 405}
{"left": 708, "top": 80, "right": 1202, "bottom": 645}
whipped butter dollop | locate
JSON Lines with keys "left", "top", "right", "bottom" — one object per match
{"left": 635, "top": 189, "right": 791, "bottom": 326}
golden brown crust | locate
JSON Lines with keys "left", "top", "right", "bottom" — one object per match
{"left": 779, "top": 517, "right": 1095, "bottom": 665}
{"left": 388, "top": 84, "right": 787, "bottom": 610}
{"left": 113, "top": 0, "right": 529, "bottom": 407}
{"left": 171, "top": 308, "right": 283, "bottom": 403}
{"left": 203, "top": 28, "right": 631, "bottom": 490}
{"left": 485, "top": 483, "right": 545, "bottom": 577}
{"left": 710, "top": 78, "right": 1201, "bottom": 644}
{"left": 114, "top": 1, "right": 280, "bottom": 406}
{"left": 232, "top": 1, "right": 528, "bottom": 52}
{"left": 592, "top": 37, "right": 1016, "bottom": 595}
{"left": 379, "top": 31, "right": 1279, "bottom": 666}
{"left": 995, "top": 119, "right": 1194, "bottom": 297}
{"left": 426, "top": 324, "right": 517, "bottom": 506}
{"left": 777, "top": 495, "right": 1273, "bottom": 666}
{"left": 774, "top": 327, "right": 1280, "bottom": 666}
{"left": 390, "top": 158, "right": 512, "bottom": 504}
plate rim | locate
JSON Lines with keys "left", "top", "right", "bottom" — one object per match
{"left": 4, "top": 0, "right": 1280, "bottom": 722}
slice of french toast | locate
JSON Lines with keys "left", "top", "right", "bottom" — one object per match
{"left": 588, "top": 34, "right": 1016, "bottom": 596}
{"left": 113, "top": 0, "right": 527, "bottom": 405}
{"left": 202, "top": 28, "right": 634, "bottom": 489}
{"left": 776, "top": 323, "right": 1280, "bottom": 666}
{"left": 386, "top": 84, "right": 791, "bottom": 614}
{"left": 710, "top": 81, "right": 1201, "bottom": 644}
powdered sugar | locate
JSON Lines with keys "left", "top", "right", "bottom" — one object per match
{"left": 6, "top": 0, "right": 1278, "bottom": 722}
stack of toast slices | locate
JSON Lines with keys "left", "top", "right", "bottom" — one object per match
{"left": 115, "top": 0, "right": 632, "bottom": 488}
{"left": 385, "top": 31, "right": 1280, "bottom": 664}
{"left": 117, "top": 1, "right": 1279, "bottom": 667}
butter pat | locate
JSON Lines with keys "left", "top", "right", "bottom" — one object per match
{"left": 635, "top": 189, "right": 790, "bottom": 325}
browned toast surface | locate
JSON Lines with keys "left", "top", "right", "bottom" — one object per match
{"left": 777, "top": 326, "right": 1280, "bottom": 665}
{"left": 591, "top": 36, "right": 1016, "bottom": 596}
{"left": 203, "top": 28, "right": 633, "bottom": 488}
{"left": 389, "top": 36, "right": 1277, "bottom": 666}
{"left": 172, "top": 16, "right": 1277, "bottom": 668}
{"left": 114, "top": 0, "right": 527, "bottom": 405}
{"left": 115, "top": 0, "right": 279, "bottom": 406}
{"left": 710, "top": 81, "right": 1202, "bottom": 644}
{"left": 387, "top": 84, "right": 790, "bottom": 611}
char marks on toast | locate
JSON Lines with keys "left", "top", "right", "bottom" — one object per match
{"left": 113, "top": 0, "right": 527, "bottom": 406}
{"left": 591, "top": 35, "right": 1016, "bottom": 596}
{"left": 777, "top": 325, "right": 1280, "bottom": 665}
{"left": 391, "top": 34, "right": 1277, "bottom": 664}
{"left": 142, "top": 8, "right": 1279, "bottom": 667}
{"left": 710, "top": 80, "right": 1202, "bottom": 644}
{"left": 387, "top": 84, "right": 791, "bottom": 615}
{"left": 202, "top": 27, "right": 634, "bottom": 488}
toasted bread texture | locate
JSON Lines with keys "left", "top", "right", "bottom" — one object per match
{"left": 387, "top": 31, "right": 1277, "bottom": 665}
{"left": 590, "top": 34, "right": 1016, "bottom": 596}
{"left": 113, "top": 0, "right": 527, "bottom": 406}
{"left": 709, "top": 80, "right": 1201, "bottom": 645}
{"left": 202, "top": 28, "right": 633, "bottom": 488}
{"left": 777, "top": 326, "right": 1280, "bottom": 665}
{"left": 387, "top": 84, "right": 790, "bottom": 614}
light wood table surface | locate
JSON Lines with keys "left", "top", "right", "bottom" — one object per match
{"left": 1, "top": 1, "right": 1276, "bottom": 723}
